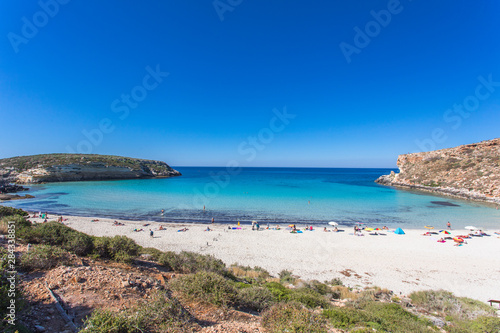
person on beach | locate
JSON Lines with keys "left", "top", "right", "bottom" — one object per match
{"left": 205, "top": 227, "right": 211, "bottom": 231}
{"left": 158, "top": 225, "right": 165, "bottom": 230}
{"left": 203, "top": 205, "right": 205, "bottom": 211}
{"left": 58, "top": 216, "right": 63, "bottom": 223}
{"left": 256, "top": 222, "right": 260, "bottom": 231}
{"left": 161, "top": 209, "right": 164, "bottom": 215}
{"left": 333, "top": 226, "right": 338, "bottom": 232}
{"left": 447, "top": 221, "right": 451, "bottom": 230}
{"left": 150, "top": 229, "right": 154, "bottom": 238}
{"left": 211, "top": 217, "right": 214, "bottom": 224}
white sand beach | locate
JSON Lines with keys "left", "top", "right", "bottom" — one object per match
{"left": 35, "top": 215, "right": 500, "bottom": 303}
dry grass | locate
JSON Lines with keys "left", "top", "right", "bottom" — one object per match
{"left": 0, "top": 219, "right": 8, "bottom": 235}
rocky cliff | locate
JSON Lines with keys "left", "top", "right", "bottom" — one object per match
{"left": 376, "top": 138, "right": 500, "bottom": 205}
{"left": 0, "top": 154, "right": 181, "bottom": 184}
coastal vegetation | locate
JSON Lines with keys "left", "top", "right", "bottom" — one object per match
{"left": 1, "top": 210, "right": 499, "bottom": 332}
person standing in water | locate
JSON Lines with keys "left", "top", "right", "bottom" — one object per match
{"left": 211, "top": 217, "right": 214, "bottom": 224}
{"left": 161, "top": 209, "right": 164, "bottom": 215}
{"left": 447, "top": 221, "right": 451, "bottom": 230}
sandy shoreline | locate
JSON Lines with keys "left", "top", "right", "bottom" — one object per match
{"left": 29, "top": 214, "right": 500, "bottom": 303}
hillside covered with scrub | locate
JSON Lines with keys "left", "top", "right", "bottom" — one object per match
{"left": 0, "top": 154, "right": 181, "bottom": 184}
{"left": 376, "top": 138, "right": 500, "bottom": 205}
{"left": 1, "top": 207, "right": 499, "bottom": 332}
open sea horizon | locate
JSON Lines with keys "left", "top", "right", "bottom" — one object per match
{"left": 2, "top": 167, "right": 499, "bottom": 230}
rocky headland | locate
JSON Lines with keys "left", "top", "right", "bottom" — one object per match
{"left": 0, "top": 154, "right": 181, "bottom": 185}
{"left": 376, "top": 138, "right": 500, "bottom": 205}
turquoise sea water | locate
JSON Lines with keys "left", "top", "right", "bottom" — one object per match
{"left": 2, "top": 167, "right": 499, "bottom": 229}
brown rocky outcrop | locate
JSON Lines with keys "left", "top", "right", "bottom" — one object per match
{"left": 0, "top": 154, "right": 181, "bottom": 184}
{"left": 376, "top": 138, "right": 500, "bottom": 205}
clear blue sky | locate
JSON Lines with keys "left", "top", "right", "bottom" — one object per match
{"left": 1, "top": 0, "right": 499, "bottom": 167}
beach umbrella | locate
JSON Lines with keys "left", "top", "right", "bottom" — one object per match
{"left": 365, "top": 227, "right": 374, "bottom": 231}
{"left": 328, "top": 221, "right": 339, "bottom": 226}
{"left": 440, "top": 230, "right": 451, "bottom": 234}
{"left": 424, "top": 225, "right": 434, "bottom": 230}
{"left": 465, "top": 226, "right": 477, "bottom": 230}
{"left": 375, "top": 228, "right": 381, "bottom": 231}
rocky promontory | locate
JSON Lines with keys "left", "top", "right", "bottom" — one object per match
{"left": 0, "top": 154, "right": 181, "bottom": 184}
{"left": 376, "top": 138, "right": 500, "bottom": 205}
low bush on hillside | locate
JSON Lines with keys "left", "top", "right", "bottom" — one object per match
{"left": 324, "top": 302, "right": 434, "bottom": 332}
{"left": 20, "top": 244, "right": 71, "bottom": 271}
{"left": 93, "top": 235, "right": 140, "bottom": 263}
{"left": 169, "top": 271, "right": 238, "bottom": 307}
{"left": 82, "top": 290, "right": 195, "bottom": 333}
{"left": 261, "top": 302, "right": 328, "bottom": 333}
{"left": 446, "top": 316, "right": 500, "bottom": 333}
{"left": 289, "top": 287, "right": 331, "bottom": 309}
{"left": 0, "top": 214, "right": 31, "bottom": 235}
{"left": 158, "top": 251, "right": 230, "bottom": 277}
{"left": 237, "top": 286, "right": 275, "bottom": 311}
{"left": 0, "top": 206, "right": 28, "bottom": 218}
{"left": 278, "top": 269, "right": 295, "bottom": 284}
{"left": 409, "top": 290, "right": 496, "bottom": 321}
{"left": 18, "top": 222, "right": 94, "bottom": 256}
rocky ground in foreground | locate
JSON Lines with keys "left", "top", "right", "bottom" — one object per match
{"left": 15, "top": 247, "right": 263, "bottom": 333}
{"left": 376, "top": 138, "right": 500, "bottom": 204}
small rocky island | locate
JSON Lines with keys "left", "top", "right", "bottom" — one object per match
{"left": 376, "top": 138, "right": 500, "bottom": 205}
{"left": 0, "top": 154, "right": 181, "bottom": 195}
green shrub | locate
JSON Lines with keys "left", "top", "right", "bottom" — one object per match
{"left": 308, "top": 280, "right": 331, "bottom": 295}
{"left": 158, "top": 251, "right": 230, "bottom": 277}
{"left": 1, "top": 214, "right": 31, "bottom": 235}
{"left": 410, "top": 290, "right": 495, "bottom": 320}
{"left": 141, "top": 247, "right": 163, "bottom": 261}
{"left": 169, "top": 271, "right": 238, "bottom": 307}
{"left": 134, "top": 290, "right": 194, "bottom": 331}
{"left": 265, "top": 282, "right": 291, "bottom": 302}
{"left": 81, "top": 309, "right": 138, "bottom": 333}
{"left": 93, "top": 236, "right": 140, "bottom": 263}
{"left": 323, "top": 307, "right": 374, "bottom": 329}
{"left": 20, "top": 244, "right": 71, "bottom": 271}
{"left": 448, "top": 316, "right": 500, "bottom": 333}
{"left": 278, "top": 269, "right": 295, "bottom": 284}
{"left": 237, "top": 286, "right": 275, "bottom": 311}
{"left": 289, "top": 288, "right": 330, "bottom": 309}
{"left": 0, "top": 207, "right": 28, "bottom": 218}
{"left": 361, "top": 302, "right": 434, "bottom": 332}
{"left": 261, "top": 302, "right": 328, "bottom": 333}
{"left": 324, "top": 302, "right": 434, "bottom": 332}
{"left": 328, "top": 277, "right": 344, "bottom": 286}
{"left": 82, "top": 290, "right": 194, "bottom": 332}
{"left": 18, "top": 222, "right": 94, "bottom": 256}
